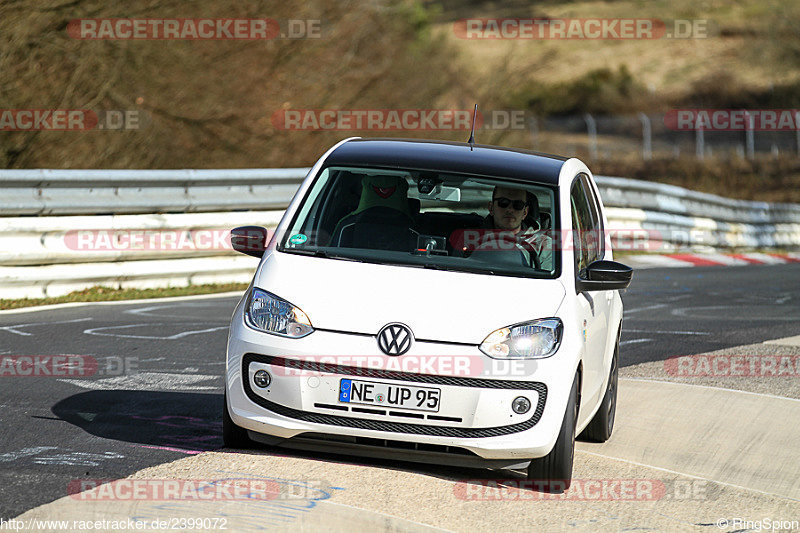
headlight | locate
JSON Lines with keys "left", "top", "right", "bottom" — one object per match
{"left": 245, "top": 288, "right": 314, "bottom": 338}
{"left": 479, "top": 318, "right": 563, "bottom": 359}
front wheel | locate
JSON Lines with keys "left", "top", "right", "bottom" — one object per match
{"left": 527, "top": 371, "right": 578, "bottom": 491}
{"left": 579, "top": 339, "right": 618, "bottom": 443}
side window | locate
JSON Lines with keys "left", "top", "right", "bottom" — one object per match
{"left": 570, "top": 179, "right": 595, "bottom": 274}
{"left": 580, "top": 175, "right": 604, "bottom": 261}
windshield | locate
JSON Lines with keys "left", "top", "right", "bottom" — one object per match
{"left": 278, "top": 166, "right": 559, "bottom": 278}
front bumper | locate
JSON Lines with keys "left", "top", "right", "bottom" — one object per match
{"left": 226, "top": 309, "right": 579, "bottom": 461}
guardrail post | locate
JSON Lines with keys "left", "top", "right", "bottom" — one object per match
{"left": 584, "top": 113, "right": 598, "bottom": 161}
{"left": 745, "top": 110, "right": 755, "bottom": 160}
{"left": 796, "top": 112, "right": 800, "bottom": 156}
{"left": 696, "top": 122, "right": 705, "bottom": 161}
{"left": 638, "top": 113, "right": 652, "bottom": 160}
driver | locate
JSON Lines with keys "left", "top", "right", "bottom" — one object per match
{"left": 484, "top": 186, "right": 553, "bottom": 269}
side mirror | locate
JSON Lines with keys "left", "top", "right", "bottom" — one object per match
{"left": 231, "top": 226, "right": 268, "bottom": 258}
{"left": 576, "top": 260, "right": 633, "bottom": 292}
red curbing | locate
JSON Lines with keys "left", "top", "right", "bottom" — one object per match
{"left": 665, "top": 254, "right": 725, "bottom": 266}
{"left": 728, "top": 254, "right": 767, "bottom": 264}
{"left": 768, "top": 253, "right": 800, "bottom": 263}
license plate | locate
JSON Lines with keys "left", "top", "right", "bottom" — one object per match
{"left": 339, "top": 378, "right": 440, "bottom": 412}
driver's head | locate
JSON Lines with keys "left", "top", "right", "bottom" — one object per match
{"left": 488, "top": 186, "right": 529, "bottom": 231}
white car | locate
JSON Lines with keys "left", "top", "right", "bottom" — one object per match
{"left": 224, "top": 137, "right": 632, "bottom": 489}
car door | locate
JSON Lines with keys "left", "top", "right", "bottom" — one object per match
{"left": 570, "top": 176, "right": 609, "bottom": 410}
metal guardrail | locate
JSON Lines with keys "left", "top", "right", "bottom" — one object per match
{"left": 596, "top": 176, "right": 800, "bottom": 224}
{"left": 0, "top": 168, "right": 310, "bottom": 215}
{"left": 2, "top": 168, "right": 799, "bottom": 221}
{"left": 1, "top": 168, "right": 799, "bottom": 298}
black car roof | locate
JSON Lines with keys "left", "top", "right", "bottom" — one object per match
{"left": 324, "top": 138, "right": 567, "bottom": 185}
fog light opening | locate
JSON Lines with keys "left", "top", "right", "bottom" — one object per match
{"left": 254, "top": 370, "right": 272, "bottom": 388}
{"left": 512, "top": 396, "right": 531, "bottom": 414}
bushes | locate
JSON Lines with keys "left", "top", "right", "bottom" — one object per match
{"left": 509, "top": 65, "right": 655, "bottom": 116}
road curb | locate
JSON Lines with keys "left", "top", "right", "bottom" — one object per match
{"left": 620, "top": 252, "right": 800, "bottom": 269}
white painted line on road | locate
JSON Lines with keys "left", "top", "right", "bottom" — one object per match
{"left": 624, "top": 329, "right": 710, "bottom": 335}
{"left": 623, "top": 303, "right": 668, "bottom": 315}
{"left": 83, "top": 323, "right": 228, "bottom": 340}
{"left": 0, "top": 447, "right": 125, "bottom": 467}
{"left": 671, "top": 305, "right": 800, "bottom": 321}
{"left": 620, "top": 338, "right": 652, "bottom": 346}
{"left": 58, "top": 372, "right": 219, "bottom": 391}
{"left": 576, "top": 449, "right": 800, "bottom": 502}
{"left": 0, "top": 291, "right": 244, "bottom": 315}
{"left": 125, "top": 302, "right": 232, "bottom": 319}
{"left": 32, "top": 451, "right": 126, "bottom": 467}
{"left": 0, "top": 447, "right": 58, "bottom": 462}
{"left": 0, "top": 317, "right": 92, "bottom": 336}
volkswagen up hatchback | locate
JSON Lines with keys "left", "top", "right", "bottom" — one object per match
{"left": 224, "top": 138, "right": 632, "bottom": 489}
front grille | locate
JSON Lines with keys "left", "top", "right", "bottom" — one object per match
{"left": 295, "top": 432, "right": 479, "bottom": 457}
{"left": 314, "top": 401, "right": 460, "bottom": 422}
{"left": 242, "top": 353, "right": 547, "bottom": 438}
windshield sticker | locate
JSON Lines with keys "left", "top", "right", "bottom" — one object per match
{"left": 288, "top": 233, "right": 308, "bottom": 245}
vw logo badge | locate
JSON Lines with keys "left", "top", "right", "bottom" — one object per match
{"left": 377, "top": 323, "right": 413, "bottom": 356}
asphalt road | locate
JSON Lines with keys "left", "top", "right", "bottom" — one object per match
{"left": 619, "top": 264, "right": 800, "bottom": 363}
{"left": 1, "top": 263, "right": 799, "bottom": 521}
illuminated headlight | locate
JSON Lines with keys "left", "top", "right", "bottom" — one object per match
{"left": 480, "top": 318, "right": 563, "bottom": 359}
{"left": 245, "top": 287, "right": 314, "bottom": 338}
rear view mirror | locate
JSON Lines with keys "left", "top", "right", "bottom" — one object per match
{"left": 418, "top": 185, "right": 461, "bottom": 202}
{"left": 576, "top": 260, "right": 633, "bottom": 292}
{"left": 231, "top": 226, "right": 268, "bottom": 258}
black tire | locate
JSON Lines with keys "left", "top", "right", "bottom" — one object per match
{"left": 222, "top": 392, "right": 252, "bottom": 448}
{"left": 527, "top": 372, "right": 578, "bottom": 492}
{"left": 579, "top": 340, "right": 619, "bottom": 443}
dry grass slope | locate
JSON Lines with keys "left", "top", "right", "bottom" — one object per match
{"left": 3, "top": 0, "right": 800, "bottom": 201}
{"left": 0, "top": 0, "right": 473, "bottom": 169}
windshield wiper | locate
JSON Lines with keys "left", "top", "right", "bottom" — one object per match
{"left": 284, "top": 248, "right": 364, "bottom": 262}
{"left": 283, "top": 248, "right": 327, "bottom": 257}
{"left": 423, "top": 263, "right": 496, "bottom": 275}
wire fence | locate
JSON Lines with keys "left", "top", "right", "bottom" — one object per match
{"left": 529, "top": 114, "right": 800, "bottom": 161}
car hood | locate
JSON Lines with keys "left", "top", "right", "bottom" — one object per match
{"left": 253, "top": 251, "right": 567, "bottom": 345}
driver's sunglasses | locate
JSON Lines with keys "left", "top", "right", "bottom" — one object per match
{"left": 493, "top": 197, "right": 527, "bottom": 210}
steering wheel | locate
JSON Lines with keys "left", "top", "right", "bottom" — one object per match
{"left": 471, "top": 232, "right": 541, "bottom": 270}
